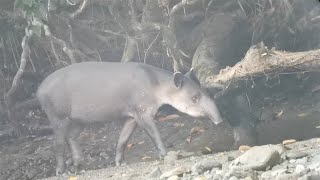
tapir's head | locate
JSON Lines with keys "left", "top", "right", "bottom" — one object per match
{"left": 163, "top": 69, "right": 223, "bottom": 125}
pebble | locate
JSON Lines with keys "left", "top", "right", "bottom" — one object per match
{"left": 295, "top": 164, "right": 308, "bottom": 175}
{"left": 275, "top": 173, "right": 299, "bottom": 180}
{"left": 304, "top": 173, "right": 320, "bottom": 180}
{"left": 191, "top": 159, "right": 222, "bottom": 175}
{"left": 286, "top": 151, "right": 308, "bottom": 159}
{"left": 295, "top": 157, "right": 308, "bottom": 164}
{"left": 164, "top": 155, "right": 178, "bottom": 163}
{"left": 224, "top": 167, "right": 257, "bottom": 179}
{"left": 229, "top": 176, "right": 239, "bottom": 180}
{"left": 309, "top": 162, "right": 320, "bottom": 170}
{"left": 230, "top": 144, "right": 283, "bottom": 170}
{"left": 194, "top": 175, "right": 206, "bottom": 180}
{"left": 212, "top": 174, "right": 223, "bottom": 180}
{"left": 164, "top": 151, "right": 179, "bottom": 163}
{"left": 160, "top": 166, "right": 189, "bottom": 179}
{"left": 167, "top": 175, "right": 180, "bottom": 180}
{"left": 243, "top": 177, "right": 253, "bottom": 180}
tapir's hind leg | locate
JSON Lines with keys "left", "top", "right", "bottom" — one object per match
{"left": 66, "top": 122, "right": 84, "bottom": 172}
{"left": 115, "top": 118, "right": 137, "bottom": 166}
{"left": 50, "top": 118, "right": 70, "bottom": 176}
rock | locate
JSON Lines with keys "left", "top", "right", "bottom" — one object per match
{"left": 261, "top": 169, "right": 288, "bottom": 180}
{"left": 230, "top": 144, "right": 284, "bottom": 170}
{"left": 286, "top": 151, "right": 308, "bottom": 159}
{"left": 295, "top": 157, "right": 308, "bottom": 164}
{"left": 229, "top": 176, "right": 239, "bottom": 180}
{"left": 167, "top": 151, "right": 179, "bottom": 156}
{"left": 275, "top": 173, "right": 299, "bottom": 180}
{"left": 160, "top": 166, "right": 189, "bottom": 179}
{"left": 167, "top": 175, "right": 180, "bottom": 180}
{"left": 212, "top": 174, "right": 223, "bottom": 180}
{"left": 179, "top": 150, "right": 194, "bottom": 157}
{"left": 224, "top": 167, "right": 258, "bottom": 180}
{"left": 164, "top": 155, "right": 178, "bottom": 163}
{"left": 243, "top": 177, "right": 253, "bottom": 180}
{"left": 298, "top": 175, "right": 309, "bottom": 180}
{"left": 164, "top": 151, "right": 179, "bottom": 163}
{"left": 289, "top": 159, "right": 296, "bottom": 163}
{"left": 295, "top": 164, "right": 308, "bottom": 175}
{"left": 203, "top": 172, "right": 213, "bottom": 180}
{"left": 194, "top": 175, "right": 206, "bottom": 180}
{"left": 191, "top": 159, "right": 222, "bottom": 175}
{"left": 181, "top": 173, "right": 192, "bottom": 180}
{"left": 309, "top": 154, "right": 320, "bottom": 162}
{"left": 213, "top": 169, "right": 226, "bottom": 177}
{"left": 304, "top": 173, "right": 320, "bottom": 180}
{"left": 308, "top": 162, "right": 320, "bottom": 170}
{"left": 271, "top": 169, "right": 288, "bottom": 176}
{"left": 148, "top": 166, "right": 162, "bottom": 178}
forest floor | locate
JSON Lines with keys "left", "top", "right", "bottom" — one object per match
{"left": 1, "top": 81, "right": 320, "bottom": 180}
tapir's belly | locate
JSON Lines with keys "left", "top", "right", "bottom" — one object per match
{"left": 69, "top": 82, "right": 137, "bottom": 122}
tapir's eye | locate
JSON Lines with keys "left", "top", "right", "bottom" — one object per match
{"left": 192, "top": 95, "right": 200, "bottom": 103}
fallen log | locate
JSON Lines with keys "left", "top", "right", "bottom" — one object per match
{"left": 205, "top": 42, "right": 320, "bottom": 88}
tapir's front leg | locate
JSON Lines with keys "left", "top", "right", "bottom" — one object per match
{"left": 137, "top": 117, "right": 167, "bottom": 158}
{"left": 115, "top": 118, "right": 137, "bottom": 166}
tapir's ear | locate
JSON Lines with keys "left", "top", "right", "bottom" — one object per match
{"left": 184, "top": 68, "right": 201, "bottom": 86}
{"left": 173, "top": 72, "right": 184, "bottom": 88}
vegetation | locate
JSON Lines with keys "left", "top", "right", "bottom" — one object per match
{"left": 0, "top": 0, "right": 319, "bottom": 136}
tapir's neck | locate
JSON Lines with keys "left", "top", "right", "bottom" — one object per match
{"left": 153, "top": 75, "right": 177, "bottom": 106}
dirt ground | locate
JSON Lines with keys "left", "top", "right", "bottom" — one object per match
{"left": 1, "top": 84, "right": 320, "bottom": 180}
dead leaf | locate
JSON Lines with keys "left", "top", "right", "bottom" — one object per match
{"left": 282, "top": 139, "right": 297, "bottom": 145}
{"left": 69, "top": 176, "right": 77, "bottom": 180}
{"left": 216, "top": 152, "right": 224, "bottom": 157}
{"left": 141, "top": 156, "right": 151, "bottom": 160}
{"left": 205, "top": 147, "right": 212, "bottom": 152}
{"left": 186, "top": 136, "right": 192, "bottom": 143}
{"left": 276, "top": 110, "right": 284, "bottom": 118}
{"left": 173, "top": 123, "right": 184, "bottom": 128}
{"left": 127, "top": 143, "right": 134, "bottom": 149}
{"left": 297, "top": 113, "right": 307, "bottom": 117}
{"left": 190, "top": 126, "right": 204, "bottom": 134}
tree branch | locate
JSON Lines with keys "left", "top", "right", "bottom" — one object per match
{"left": 5, "top": 25, "right": 33, "bottom": 136}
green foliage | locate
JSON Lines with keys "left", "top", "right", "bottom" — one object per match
{"left": 15, "top": 0, "right": 48, "bottom": 37}
{"left": 15, "top": 0, "right": 48, "bottom": 20}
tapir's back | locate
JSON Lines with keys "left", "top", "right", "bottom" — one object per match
{"left": 37, "top": 62, "right": 168, "bottom": 122}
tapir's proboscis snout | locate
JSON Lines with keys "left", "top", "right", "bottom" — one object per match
{"left": 36, "top": 62, "right": 223, "bottom": 176}
{"left": 167, "top": 70, "right": 224, "bottom": 125}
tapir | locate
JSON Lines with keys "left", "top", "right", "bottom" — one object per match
{"left": 36, "top": 61, "right": 223, "bottom": 175}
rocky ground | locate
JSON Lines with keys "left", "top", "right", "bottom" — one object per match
{"left": 42, "top": 137, "right": 320, "bottom": 180}
{"left": 1, "top": 78, "right": 320, "bottom": 180}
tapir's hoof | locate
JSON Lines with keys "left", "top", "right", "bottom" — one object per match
{"left": 159, "top": 150, "right": 167, "bottom": 160}
{"left": 55, "top": 168, "right": 64, "bottom": 176}
{"left": 116, "top": 161, "right": 127, "bottom": 167}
